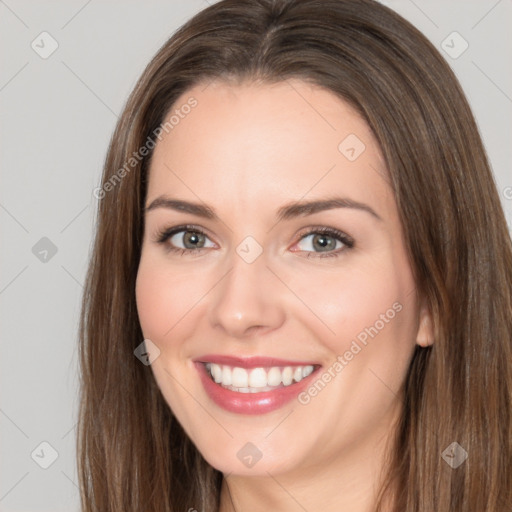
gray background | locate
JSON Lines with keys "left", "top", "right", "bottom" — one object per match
{"left": 1, "top": 1, "right": 510, "bottom": 511}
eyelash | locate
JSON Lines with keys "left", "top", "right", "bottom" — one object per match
{"left": 154, "top": 224, "right": 354, "bottom": 259}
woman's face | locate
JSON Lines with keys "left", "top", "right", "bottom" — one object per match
{"left": 136, "top": 79, "right": 432, "bottom": 477}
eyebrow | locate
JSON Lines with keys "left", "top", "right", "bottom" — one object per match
{"left": 144, "top": 196, "right": 382, "bottom": 221}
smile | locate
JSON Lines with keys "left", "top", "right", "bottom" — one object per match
{"left": 205, "top": 363, "right": 315, "bottom": 392}
{"left": 194, "top": 355, "right": 321, "bottom": 414}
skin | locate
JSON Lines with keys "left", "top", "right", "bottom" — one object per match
{"left": 135, "top": 79, "right": 433, "bottom": 512}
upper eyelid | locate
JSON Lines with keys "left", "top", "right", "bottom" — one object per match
{"left": 162, "top": 224, "right": 216, "bottom": 243}
{"left": 157, "top": 224, "right": 349, "bottom": 238}
{"left": 296, "top": 225, "right": 352, "bottom": 238}
{"left": 157, "top": 224, "right": 353, "bottom": 249}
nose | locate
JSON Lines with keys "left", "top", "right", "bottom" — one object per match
{"left": 208, "top": 251, "right": 286, "bottom": 339}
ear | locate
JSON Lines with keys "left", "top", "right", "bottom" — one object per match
{"left": 416, "top": 300, "right": 434, "bottom": 347}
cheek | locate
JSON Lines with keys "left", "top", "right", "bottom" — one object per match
{"left": 135, "top": 254, "right": 199, "bottom": 345}
{"left": 294, "top": 266, "right": 413, "bottom": 340}
{"left": 135, "top": 253, "right": 232, "bottom": 449}
{"left": 283, "top": 253, "right": 418, "bottom": 363}
{"left": 284, "top": 257, "right": 418, "bottom": 443}
{"left": 136, "top": 260, "right": 168, "bottom": 342}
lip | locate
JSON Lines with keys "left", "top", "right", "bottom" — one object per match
{"left": 194, "top": 354, "right": 320, "bottom": 369}
{"left": 194, "top": 357, "right": 321, "bottom": 415}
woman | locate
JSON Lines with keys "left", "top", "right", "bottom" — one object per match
{"left": 78, "top": 0, "right": 512, "bottom": 510}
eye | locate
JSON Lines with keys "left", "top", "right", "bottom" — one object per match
{"left": 292, "top": 227, "right": 354, "bottom": 257}
{"left": 154, "top": 224, "right": 353, "bottom": 258}
{"left": 155, "top": 225, "right": 216, "bottom": 254}
{"left": 169, "top": 230, "right": 215, "bottom": 250}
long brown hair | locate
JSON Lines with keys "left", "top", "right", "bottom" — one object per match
{"left": 77, "top": 0, "right": 512, "bottom": 510}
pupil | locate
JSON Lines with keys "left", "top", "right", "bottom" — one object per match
{"left": 184, "top": 231, "right": 205, "bottom": 249}
{"left": 313, "top": 234, "right": 334, "bottom": 252}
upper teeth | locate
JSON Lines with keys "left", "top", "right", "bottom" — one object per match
{"left": 205, "top": 363, "right": 314, "bottom": 390}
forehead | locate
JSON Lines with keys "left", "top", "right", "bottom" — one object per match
{"left": 146, "top": 79, "right": 391, "bottom": 216}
